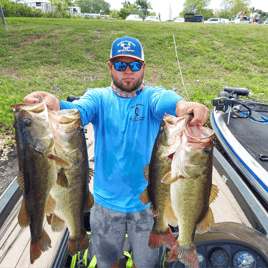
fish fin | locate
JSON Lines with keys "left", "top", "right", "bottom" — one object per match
{"left": 68, "top": 231, "right": 89, "bottom": 256}
{"left": 148, "top": 227, "right": 177, "bottom": 249}
{"left": 51, "top": 213, "right": 65, "bottom": 232}
{"left": 142, "top": 164, "right": 150, "bottom": 181}
{"left": 88, "top": 168, "right": 94, "bottom": 180}
{"left": 30, "top": 229, "right": 51, "bottom": 264}
{"left": 167, "top": 242, "right": 199, "bottom": 268}
{"left": 196, "top": 206, "right": 214, "bottom": 234}
{"left": 46, "top": 195, "right": 56, "bottom": 214}
{"left": 209, "top": 184, "right": 219, "bottom": 204}
{"left": 84, "top": 191, "right": 94, "bottom": 212}
{"left": 18, "top": 199, "right": 31, "bottom": 227}
{"left": 161, "top": 172, "right": 179, "bottom": 184}
{"left": 48, "top": 154, "right": 70, "bottom": 167}
{"left": 46, "top": 214, "right": 52, "bottom": 225}
{"left": 164, "top": 200, "right": 178, "bottom": 227}
{"left": 56, "top": 169, "right": 68, "bottom": 187}
{"left": 139, "top": 186, "right": 150, "bottom": 205}
{"left": 17, "top": 171, "right": 26, "bottom": 197}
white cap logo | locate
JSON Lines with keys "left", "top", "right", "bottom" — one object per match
{"left": 117, "top": 41, "right": 135, "bottom": 53}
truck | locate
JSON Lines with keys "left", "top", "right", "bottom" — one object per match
{"left": 184, "top": 13, "right": 203, "bottom": 22}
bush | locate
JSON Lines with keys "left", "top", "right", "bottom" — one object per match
{"left": 2, "top": 0, "right": 71, "bottom": 18}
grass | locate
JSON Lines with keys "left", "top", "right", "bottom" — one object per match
{"left": 1, "top": 18, "right": 268, "bottom": 134}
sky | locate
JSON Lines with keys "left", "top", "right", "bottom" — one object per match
{"left": 108, "top": 0, "right": 268, "bottom": 21}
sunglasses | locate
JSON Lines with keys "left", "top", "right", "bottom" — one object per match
{"left": 112, "top": 61, "right": 143, "bottom": 72}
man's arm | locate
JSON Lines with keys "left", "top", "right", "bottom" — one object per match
{"left": 24, "top": 91, "right": 60, "bottom": 111}
{"left": 176, "top": 100, "right": 209, "bottom": 126}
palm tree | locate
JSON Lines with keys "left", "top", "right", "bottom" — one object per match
{"left": 135, "top": 0, "right": 151, "bottom": 17}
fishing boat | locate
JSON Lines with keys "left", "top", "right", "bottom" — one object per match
{"left": 211, "top": 86, "right": 268, "bottom": 209}
{"left": 1, "top": 94, "right": 268, "bottom": 268}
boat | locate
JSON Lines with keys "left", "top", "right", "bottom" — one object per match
{"left": 211, "top": 86, "right": 268, "bottom": 209}
{"left": 1, "top": 94, "right": 268, "bottom": 267}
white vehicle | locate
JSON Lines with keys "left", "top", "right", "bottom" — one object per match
{"left": 144, "top": 16, "right": 160, "bottom": 22}
{"left": 234, "top": 16, "right": 251, "bottom": 24}
{"left": 204, "top": 18, "right": 223, "bottom": 24}
{"left": 125, "top": 14, "right": 143, "bottom": 21}
{"left": 174, "top": 18, "right": 184, "bottom": 23}
{"left": 221, "top": 19, "right": 230, "bottom": 24}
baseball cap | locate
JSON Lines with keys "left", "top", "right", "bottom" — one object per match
{"left": 109, "top": 36, "right": 145, "bottom": 62}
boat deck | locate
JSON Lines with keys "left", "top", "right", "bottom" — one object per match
{"left": 0, "top": 123, "right": 263, "bottom": 268}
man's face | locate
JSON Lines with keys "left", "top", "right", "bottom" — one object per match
{"left": 108, "top": 56, "right": 146, "bottom": 92}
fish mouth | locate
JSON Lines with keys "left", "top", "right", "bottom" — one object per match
{"left": 168, "top": 152, "right": 175, "bottom": 159}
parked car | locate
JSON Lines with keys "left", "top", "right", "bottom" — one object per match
{"left": 144, "top": 16, "right": 160, "bottom": 22}
{"left": 204, "top": 18, "right": 223, "bottom": 24}
{"left": 234, "top": 16, "right": 251, "bottom": 24}
{"left": 125, "top": 14, "right": 143, "bottom": 21}
{"left": 174, "top": 18, "right": 184, "bottom": 23}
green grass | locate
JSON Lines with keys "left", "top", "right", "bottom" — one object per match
{"left": 1, "top": 18, "right": 268, "bottom": 132}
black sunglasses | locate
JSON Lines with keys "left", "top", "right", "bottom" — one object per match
{"left": 112, "top": 61, "right": 143, "bottom": 72}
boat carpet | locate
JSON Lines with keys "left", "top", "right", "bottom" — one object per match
{"left": 223, "top": 111, "right": 268, "bottom": 171}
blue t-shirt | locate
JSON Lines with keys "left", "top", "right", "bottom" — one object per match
{"left": 60, "top": 85, "right": 183, "bottom": 213}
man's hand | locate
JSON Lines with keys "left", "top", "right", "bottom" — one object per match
{"left": 24, "top": 91, "right": 60, "bottom": 111}
{"left": 176, "top": 100, "right": 209, "bottom": 126}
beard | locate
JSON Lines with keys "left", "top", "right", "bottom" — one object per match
{"left": 112, "top": 74, "right": 144, "bottom": 92}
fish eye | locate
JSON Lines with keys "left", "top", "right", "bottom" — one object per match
{"left": 203, "top": 148, "right": 211, "bottom": 153}
{"left": 24, "top": 119, "right": 32, "bottom": 126}
{"left": 78, "top": 126, "right": 84, "bottom": 133}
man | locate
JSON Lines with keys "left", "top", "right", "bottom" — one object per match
{"left": 24, "top": 36, "right": 209, "bottom": 268}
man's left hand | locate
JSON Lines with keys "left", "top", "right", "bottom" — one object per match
{"left": 176, "top": 100, "right": 209, "bottom": 126}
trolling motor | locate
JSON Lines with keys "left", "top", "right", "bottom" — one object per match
{"left": 67, "top": 89, "right": 89, "bottom": 102}
{"left": 213, "top": 86, "right": 251, "bottom": 125}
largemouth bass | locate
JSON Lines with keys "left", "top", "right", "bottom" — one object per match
{"left": 139, "top": 114, "right": 186, "bottom": 249}
{"left": 48, "top": 109, "right": 94, "bottom": 256}
{"left": 162, "top": 115, "right": 218, "bottom": 268}
{"left": 12, "top": 101, "right": 67, "bottom": 264}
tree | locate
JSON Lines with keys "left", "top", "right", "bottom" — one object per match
{"left": 135, "top": 0, "right": 151, "bottom": 17}
{"left": 118, "top": 1, "right": 143, "bottom": 19}
{"left": 181, "top": 0, "right": 211, "bottom": 14}
{"left": 76, "top": 0, "right": 110, "bottom": 14}
{"left": 110, "top": 9, "right": 120, "bottom": 19}
{"left": 218, "top": 0, "right": 251, "bottom": 19}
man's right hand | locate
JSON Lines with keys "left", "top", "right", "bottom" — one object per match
{"left": 24, "top": 91, "right": 60, "bottom": 111}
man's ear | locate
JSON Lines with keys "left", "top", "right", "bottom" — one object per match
{"left": 142, "top": 62, "right": 146, "bottom": 71}
{"left": 108, "top": 61, "right": 112, "bottom": 73}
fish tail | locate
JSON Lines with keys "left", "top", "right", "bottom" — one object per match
{"left": 167, "top": 242, "right": 199, "bottom": 268}
{"left": 68, "top": 232, "right": 89, "bottom": 256}
{"left": 148, "top": 227, "right": 177, "bottom": 249}
{"left": 30, "top": 229, "right": 51, "bottom": 264}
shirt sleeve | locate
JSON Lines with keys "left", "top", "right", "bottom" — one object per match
{"left": 59, "top": 89, "right": 100, "bottom": 126}
{"left": 150, "top": 87, "right": 184, "bottom": 120}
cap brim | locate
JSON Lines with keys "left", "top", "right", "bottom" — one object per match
{"left": 109, "top": 55, "right": 144, "bottom": 62}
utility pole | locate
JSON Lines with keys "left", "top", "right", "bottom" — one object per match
{"left": 0, "top": 0, "right": 7, "bottom": 28}
{"left": 169, "top": 3, "right": 172, "bottom": 21}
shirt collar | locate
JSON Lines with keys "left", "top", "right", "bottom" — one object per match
{"left": 111, "top": 80, "right": 145, "bottom": 98}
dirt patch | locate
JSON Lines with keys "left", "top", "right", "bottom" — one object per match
{"left": 0, "top": 146, "right": 19, "bottom": 197}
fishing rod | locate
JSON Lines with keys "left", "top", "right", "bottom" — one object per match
{"left": 173, "top": 34, "right": 190, "bottom": 102}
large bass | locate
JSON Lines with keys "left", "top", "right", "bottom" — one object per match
{"left": 162, "top": 115, "right": 218, "bottom": 268}
{"left": 48, "top": 109, "right": 94, "bottom": 256}
{"left": 12, "top": 100, "right": 67, "bottom": 264}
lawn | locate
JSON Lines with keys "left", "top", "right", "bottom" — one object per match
{"left": 1, "top": 17, "right": 268, "bottom": 135}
